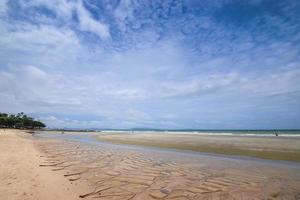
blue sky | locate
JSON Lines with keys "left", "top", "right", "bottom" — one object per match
{"left": 0, "top": 0, "right": 300, "bottom": 129}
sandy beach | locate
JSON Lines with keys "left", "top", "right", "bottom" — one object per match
{"left": 1, "top": 130, "right": 300, "bottom": 200}
{"left": 0, "top": 129, "right": 90, "bottom": 200}
{"left": 2, "top": 0, "right": 300, "bottom": 199}
{"left": 96, "top": 132, "right": 300, "bottom": 162}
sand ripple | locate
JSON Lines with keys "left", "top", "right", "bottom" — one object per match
{"left": 36, "top": 139, "right": 300, "bottom": 200}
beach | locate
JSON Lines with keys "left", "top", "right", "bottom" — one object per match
{"left": 1, "top": 130, "right": 300, "bottom": 200}
{"left": 95, "top": 131, "right": 300, "bottom": 162}
{"left": 0, "top": 129, "right": 90, "bottom": 200}
{"left": 2, "top": 0, "right": 300, "bottom": 199}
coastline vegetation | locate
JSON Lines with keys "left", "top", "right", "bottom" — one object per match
{"left": 0, "top": 112, "right": 46, "bottom": 129}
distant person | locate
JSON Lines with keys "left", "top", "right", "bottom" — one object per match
{"left": 274, "top": 131, "right": 278, "bottom": 136}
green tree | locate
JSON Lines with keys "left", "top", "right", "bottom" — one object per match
{"left": 0, "top": 117, "right": 7, "bottom": 127}
{"left": 7, "top": 115, "right": 16, "bottom": 128}
{"left": 0, "top": 113, "right": 8, "bottom": 118}
{"left": 33, "top": 121, "right": 46, "bottom": 129}
{"left": 0, "top": 112, "right": 46, "bottom": 129}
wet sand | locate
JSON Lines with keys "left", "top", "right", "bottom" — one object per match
{"left": 95, "top": 132, "right": 300, "bottom": 162}
{"left": 1, "top": 130, "right": 300, "bottom": 200}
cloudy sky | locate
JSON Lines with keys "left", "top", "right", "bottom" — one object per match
{"left": 0, "top": 0, "right": 300, "bottom": 129}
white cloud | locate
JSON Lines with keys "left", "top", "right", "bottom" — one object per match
{"left": 76, "top": 1, "right": 110, "bottom": 39}
{"left": 20, "top": 0, "right": 74, "bottom": 21}
{"left": 125, "top": 109, "right": 151, "bottom": 121}
{"left": 0, "top": 66, "right": 82, "bottom": 111}
{"left": 1, "top": 64, "right": 299, "bottom": 115}
{"left": 0, "top": 0, "right": 7, "bottom": 16}
{"left": 0, "top": 21, "right": 83, "bottom": 69}
{"left": 20, "top": 0, "right": 110, "bottom": 39}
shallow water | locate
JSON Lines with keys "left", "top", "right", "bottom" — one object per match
{"left": 35, "top": 131, "right": 300, "bottom": 169}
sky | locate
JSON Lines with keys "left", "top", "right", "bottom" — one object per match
{"left": 0, "top": 0, "right": 300, "bottom": 129}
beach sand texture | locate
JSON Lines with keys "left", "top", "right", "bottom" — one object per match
{"left": 0, "top": 130, "right": 89, "bottom": 200}
{"left": 96, "top": 132, "right": 300, "bottom": 161}
{"left": 1, "top": 130, "right": 300, "bottom": 200}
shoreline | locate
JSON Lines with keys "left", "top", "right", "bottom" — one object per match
{"left": 41, "top": 129, "right": 300, "bottom": 137}
{"left": 35, "top": 131, "right": 300, "bottom": 166}
{"left": 1, "top": 129, "right": 300, "bottom": 199}
{"left": 95, "top": 132, "right": 300, "bottom": 162}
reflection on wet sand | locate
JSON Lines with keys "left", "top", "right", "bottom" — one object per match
{"left": 35, "top": 135, "right": 300, "bottom": 200}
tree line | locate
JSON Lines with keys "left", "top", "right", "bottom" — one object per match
{"left": 0, "top": 112, "right": 46, "bottom": 129}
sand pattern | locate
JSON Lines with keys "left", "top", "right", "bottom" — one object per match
{"left": 35, "top": 139, "right": 300, "bottom": 200}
